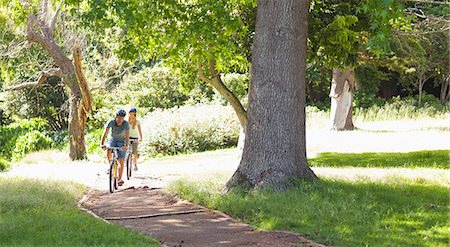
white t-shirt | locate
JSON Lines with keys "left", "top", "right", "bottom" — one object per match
{"left": 129, "top": 120, "right": 140, "bottom": 138}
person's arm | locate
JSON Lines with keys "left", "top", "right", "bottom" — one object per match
{"left": 123, "top": 130, "right": 130, "bottom": 151}
{"left": 138, "top": 123, "right": 143, "bottom": 143}
{"left": 100, "top": 128, "right": 109, "bottom": 149}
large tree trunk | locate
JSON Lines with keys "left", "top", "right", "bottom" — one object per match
{"left": 329, "top": 68, "right": 356, "bottom": 130}
{"left": 224, "top": 0, "right": 317, "bottom": 192}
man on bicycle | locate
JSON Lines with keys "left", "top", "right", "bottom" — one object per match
{"left": 100, "top": 109, "right": 130, "bottom": 186}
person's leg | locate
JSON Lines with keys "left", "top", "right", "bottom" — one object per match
{"left": 118, "top": 157, "right": 124, "bottom": 182}
{"left": 132, "top": 142, "right": 138, "bottom": 170}
{"left": 133, "top": 153, "right": 138, "bottom": 169}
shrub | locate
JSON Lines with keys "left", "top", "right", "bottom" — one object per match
{"left": 141, "top": 104, "right": 240, "bottom": 157}
{"left": 0, "top": 118, "right": 50, "bottom": 160}
{"left": 354, "top": 94, "right": 448, "bottom": 121}
{"left": 0, "top": 158, "right": 10, "bottom": 171}
{"left": 85, "top": 128, "right": 104, "bottom": 156}
{"left": 12, "top": 130, "right": 52, "bottom": 160}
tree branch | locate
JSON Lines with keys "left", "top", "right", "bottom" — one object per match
{"left": 197, "top": 61, "right": 214, "bottom": 84}
{"left": 27, "top": 13, "right": 73, "bottom": 73}
{"left": 3, "top": 68, "right": 62, "bottom": 91}
{"left": 197, "top": 59, "right": 248, "bottom": 132}
{"left": 49, "top": 0, "right": 64, "bottom": 37}
{"left": 72, "top": 41, "right": 92, "bottom": 115}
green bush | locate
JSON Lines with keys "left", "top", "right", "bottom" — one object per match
{"left": 141, "top": 104, "right": 240, "bottom": 157}
{"left": 0, "top": 158, "right": 10, "bottom": 171}
{"left": 0, "top": 118, "right": 50, "bottom": 160}
{"left": 86, "top": 128, "right": 104, "bottom": 155}
{"left": 12, "top": 130, "right": 52, "bottom": 160}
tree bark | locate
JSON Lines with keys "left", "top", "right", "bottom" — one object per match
{"left": 224, "top": 0, "right": 317, "bottom": 192}
{"left": 67, "top": 76, "right": 87, "bottom": 160}
{"left": 329, "top": 67, "right": 357, "bottom": 130}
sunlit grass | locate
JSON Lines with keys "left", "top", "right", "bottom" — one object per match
{"left": 169, "top": 176, "right": 450, "bottom": 247}
{"left": 309, "top": 150, "right": 450, "bottom": 169}
{"left": 0, "top": 178, "right": 159, "bottom": 246}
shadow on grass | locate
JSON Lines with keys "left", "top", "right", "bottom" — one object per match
{"left": 308, "top": 150, "right": 450, "bottom": 169}
{"left": 211, "top": 179, "right": 449, "bottom": 247}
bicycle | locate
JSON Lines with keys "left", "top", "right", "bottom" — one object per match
{"left": 106, "top": 146, "right": 122, "bottom": 193}
{"left": 125, "top": 138, "right": 138, "bottom": 180}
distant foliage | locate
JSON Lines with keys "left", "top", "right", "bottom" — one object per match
{"left": 141, "top": 104, "right": 240, "bottom": 157}
{"left": 0, "top": 118, "right": 52, "bottom": 160}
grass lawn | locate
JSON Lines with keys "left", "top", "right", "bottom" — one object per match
{"left": 309, "top": 150, "right": 450, "bottom": 169}
{"left": 0, "top": 177, "right": 159, "bottom": 246}
{"left": 169, "top": 150, "right": 450, "bottom": 247}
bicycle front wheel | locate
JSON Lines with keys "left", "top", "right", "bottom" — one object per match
{"left": 109, "top": 160, "right": 117, "bottom": 193}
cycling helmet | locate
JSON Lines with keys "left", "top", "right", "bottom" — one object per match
{"left": 129, "top": 108, "right": 137, "bottom": 113}
{"left": 116, "top": 109, "right": 126, "bottom": 117}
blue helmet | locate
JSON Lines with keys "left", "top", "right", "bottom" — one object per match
{"left": 129, "top": 108, "right": 137, "bottom": 113}
{"left": 116, "top": 109, "right": 126, "bottom": 117}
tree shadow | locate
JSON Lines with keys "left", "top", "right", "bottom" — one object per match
{"left": 218, "top": 179, "right": 449, "bottom": 246}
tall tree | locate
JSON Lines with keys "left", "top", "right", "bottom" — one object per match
{"left": 224, "top": 0, "right": 317, "bottom": 191}
{"left": 1, "top": 0, "right": 92, "bottom": 160}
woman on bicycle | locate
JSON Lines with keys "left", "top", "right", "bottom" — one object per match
{"left": 127, "top": 108, "right": 143, "bottom": 171}
{"left": 100, "top": 109, "right": 130, "bottom": 186}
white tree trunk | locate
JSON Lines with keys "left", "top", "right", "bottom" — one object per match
{"left": 329, "top": 68, "right": 356, "bottom": 130}
{"left": 330, "top": 81, "right": 353, "bottom": 130}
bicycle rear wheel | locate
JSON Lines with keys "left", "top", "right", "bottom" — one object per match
{"left": 109, "top": 160, "right": 118, "bottom": 193}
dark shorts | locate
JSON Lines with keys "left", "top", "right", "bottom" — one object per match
{"left": 108, "top": 140, "right": 126, "bottom": 159}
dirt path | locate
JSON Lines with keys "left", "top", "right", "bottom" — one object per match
{"left": 80, "top": 187, "right": 326, "bottom": 247}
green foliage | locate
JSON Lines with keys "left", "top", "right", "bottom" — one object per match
{"left": 71, "top": 0, "right": 256, "bottom": 78}
{"left": 0, "top": 177, "right": 159, "bottom": 246}
{"left": 85, "top": 128, "right": 104, "bottom": 156}
{"left": 0, "top": 118, "right": 51, "bottom": 160}
{"left": 1, "top": 77, "right": 68, "bottom": 131}
{"left": 170, "top": 176, "right": 449, "bottom": 247}
{"left": 12, "top": 130, "right": 52, "bottom": 160}
{"left": 0, "top": 158, "right": 10, "bottom": 171}
{"left": 353, "top": 90, "right": 386, "bottom": 109}
{"left": 114, "top": 67, "right": 189, "bottom": 111}
{"left": 141, "top": 104, "right": 240, "bottom": 157}
{"left": 309, "top": 150, "right": 450, "bottom": 169}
